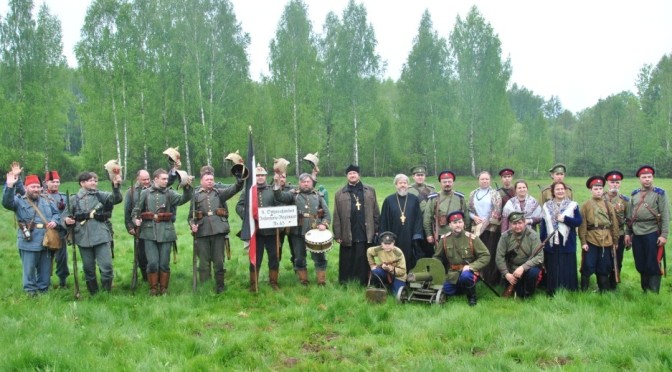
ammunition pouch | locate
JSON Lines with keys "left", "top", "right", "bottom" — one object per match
{"left": 215, "top": 208, "right": 228, "bottom": 217}
{"left": 438, "top": 215, "right": 448, "bottom": 227}
{"left": 140, "top": 212, "right": 155, "bottom": 221}
{"left": 74, "top": 212, "right": 90, "bottom": 221}
{"left": 93, "top": 211, "right": 111, "bottom": 222}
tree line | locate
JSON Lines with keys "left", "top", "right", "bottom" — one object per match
{"left": 1, "top": 0, "right": 671, "bottom": 181}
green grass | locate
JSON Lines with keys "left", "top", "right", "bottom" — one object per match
{"left": 1, "top": 176, "right": 671, "bottom": 370}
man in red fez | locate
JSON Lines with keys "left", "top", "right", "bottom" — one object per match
{"left": 3, "top": 170, "right": 61, "bottom": 295}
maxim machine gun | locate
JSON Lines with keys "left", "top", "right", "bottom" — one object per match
{"left": 398, "top": 258, "right": 447, "bottom": 305}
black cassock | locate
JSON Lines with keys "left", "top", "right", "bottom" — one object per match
{"left": 379, "top": 193, "right": 424, "bottom": 270}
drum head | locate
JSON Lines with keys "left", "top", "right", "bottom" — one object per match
{"left": 305, "top": 229, "right": 334, "bottom": 253}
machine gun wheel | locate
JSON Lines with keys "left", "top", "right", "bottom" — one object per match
{"left": 396, "top": 286, "right": 409, "bottom": 304}
{"left": 432, "top": 288, "right": 446, "bottom": 305}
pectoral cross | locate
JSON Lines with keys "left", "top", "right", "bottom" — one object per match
{"left": 400, "top": 213, "right": 406, "bottom": 225}
{"left": 355, "top": 200, "right": 361, "bottom": 211}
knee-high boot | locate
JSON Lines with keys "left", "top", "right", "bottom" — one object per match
{"left": 269, "top": 270, "right": 280, "bottom": 291}
{"left": 465, "top": 285, "right": 477, "bottom": 306}
{"left": 648, "top": 275, "right": 661, "bottom": 294}
{"left": 249, "top": 271, "right": 258, "bottom": 292}
{"left": 159, "top": 271, "right": 170, "bottom": 295}
{"left": 596, "top": 275, "right": 610, "bottom": 293}
{"left": 297, "top": 269, "right": 309, "bottom": 286}
{"left": 215, "top": 273, "right": 226, "bottom": 293}
{"left": 148, "top": 272, "right": 159, "bottom": 296}
{"left": 316, "top": 271, "right": 327, "bottom": 286}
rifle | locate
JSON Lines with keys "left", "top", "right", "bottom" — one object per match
{"left": 503, "top": 229, "right": 557, "bottom": 298}
{"left": 131, "top": 225, "right": 140, "bottom": 293}
{"left": 67, "top": 190, "right": 81, "bottom": 300}
{"left": 612, "top": 245, "right": 620, "bottom": 283}
{"left": 225, "top": 236, "right": 231, "bottom": 260}
{"left": 191, "top": 198, "right": 198, "bottom": 292}
{"left": 464, "top": 259, "right": 500, "bottom": 297}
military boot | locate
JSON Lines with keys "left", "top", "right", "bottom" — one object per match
{"left": 596, "top": 275, "right": 610, "bottom": 293}
{"left": 86, "top": 280, "right": 99, "bottom": 296}
{"left": 101, "top": 279, "right": 112, "bottom": 292}
{"left": 648, "top": 275, "right": 661, "bottom": 294}
{"left": 249, "top": 271, "right": 258, "bottom": 292}
{"left": 316, "top": 271, "right": 327, "bottom": 286}
{"left": 608, "top": 271, "right": 618, "bottom": 290}
{"left": 580, "top": 275, "right": 590, "bottom": 291}
{"left": 640, "top": 274, "right": 650, "bottom": 292}
{"left": 466, "top": 285, "right": 477, "bottom": 306}
{"left": 215, "top": 273, "right": 226, "bottom": 294}
{"left": 148, "top": 272, "right": 159, "bottom": 296}
{"left": 297, "top": 269, "right": 309, "bottom": 286}
{"left": 159, "top": 271, "right": 170, "bottom": 295}
{"left": 269, "top": 270, "right": 280, "bottom": 291}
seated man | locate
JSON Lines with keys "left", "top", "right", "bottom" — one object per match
{"left": 433, "top": 211, "right": 490, "bottom": 306}
{"left": 366, "top": 231, "right": 407, "bottom": 295}
{"left": 496, "top": 212, "right": 544, "bottom": 299}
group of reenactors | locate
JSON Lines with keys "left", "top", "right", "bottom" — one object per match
{"left": 2, "top": 153, "right": 668, "bottom": 303}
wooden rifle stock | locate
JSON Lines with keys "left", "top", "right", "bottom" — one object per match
{"left": 503, "top": 229, "right": 557, "bottom": 298}
{"left": 131, "top": 226, "right": 140, "bottom": 292}
{"left": 191, "top": 200, "right": 198, "bottom": 292}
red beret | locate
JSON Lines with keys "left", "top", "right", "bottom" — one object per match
{"left": 25, "top": 174, "right": 40, "bottom": 186}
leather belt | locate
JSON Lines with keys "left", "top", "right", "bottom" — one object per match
{"left": 587, "top": 226, "right": 609, "bottom": 231}
{"left": 450, "top": 264, "right": 465, "bottom": 271}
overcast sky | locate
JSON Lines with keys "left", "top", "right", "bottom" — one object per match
{"left": 2, "top": 0, "right": 671, "bottom": 113}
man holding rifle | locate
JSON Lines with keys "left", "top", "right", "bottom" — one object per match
{"left": 625, "top": 165, "right": 670, "bottom": 294}
{"left": 496, "top": 212, "right": 544, "bottom": 299}
{"left": 603, "top": 170, "right": 630, "bottom": 289}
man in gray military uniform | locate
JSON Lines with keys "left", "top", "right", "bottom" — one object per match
{"left": 64, "top": 171, "right": 122, "bottom": 295}
{"left": 133, "top": 169, "right": 192, "bottom": 296}
{"left": 274, "top": 173, "right": 331, "bottom": 286}
{"left": 625, "top": 165, "right": 670, "bottom": 293}
{"left": 191, "top": 166, "right": 243, "bottom": 293}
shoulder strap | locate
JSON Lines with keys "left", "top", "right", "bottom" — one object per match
{"left": 26, "top": 198, "right": 48, "bottom": 223}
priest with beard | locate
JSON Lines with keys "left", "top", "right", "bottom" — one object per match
{"left": 380, "top": 174, "right": 424, "bottom": 271}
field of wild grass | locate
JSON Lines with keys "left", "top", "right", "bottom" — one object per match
{"left": 0, "top": 175, "right": 671, "bottom": 370}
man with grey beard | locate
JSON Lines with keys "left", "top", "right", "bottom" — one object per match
{"left": 380, "top": 174, "right": 424, "bottom": 270}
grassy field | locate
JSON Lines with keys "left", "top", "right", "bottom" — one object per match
{"left": 1, "top": 175, "right": 671, "bottom": 370}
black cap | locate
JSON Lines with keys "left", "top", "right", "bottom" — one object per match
{"left": 498, "top": 168, "right": 515, "bottom": 177}
{"left": 586, "top": 176, "right": 605, "bottom": 189}
{"left": 604, "top": 170, "right": 623, "bottom": 182}
{"left": 379, "top": 231, "right": 397, "bottom": 244}
{"left": 345, "top": 164, "right": 360, "bottom": 174}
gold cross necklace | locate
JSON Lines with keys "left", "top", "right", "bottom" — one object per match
{"left": 396, "top": 193, "right": 407, "bottom": 225}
